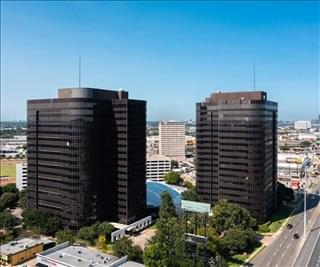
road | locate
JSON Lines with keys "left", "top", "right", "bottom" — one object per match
{"left": 306, "top": 231, "right": 320, "bottom": 267}
{"left": 250, "top": 193, "right": 320, "bottom": 267}
{"left": 294, "top": 179, "right": 320, "bottom": 267}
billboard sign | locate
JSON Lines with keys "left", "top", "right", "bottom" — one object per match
{"left": 184, "top": 233, "right": 208, "bottom": 245}
{"left": 181, "top": 200, "right": 211, "bottom": 213}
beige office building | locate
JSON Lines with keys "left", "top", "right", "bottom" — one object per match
{"left": 147, "top": 154, "right": 171, "bottom": 181}
{"left": 159, "top": 121, "right": 185, "bottom": 158}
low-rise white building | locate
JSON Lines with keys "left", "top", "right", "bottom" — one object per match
{"left": 146, "top": 154, "right": 171, "bottom": 181}
{"left": 294, "top": 120, "right": 311, "bottom": 130}
{"left": 37, "top": 242, "right": 143, "bottom": 267}
{"left": 16, "top": 163, "right": 27, "bottom": 191}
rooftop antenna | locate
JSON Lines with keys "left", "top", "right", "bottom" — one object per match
{"left": 78, "top": 56, "right": 81, "bottom": 88}
{"left": 253, "top": 64, "right": 256, "bottom": 91}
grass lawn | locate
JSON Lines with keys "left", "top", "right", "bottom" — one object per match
{"left": 228, "top": 254, "right": 248, "bottom": 267}
{"left": 227, "top": 243, "right": 262, "bottom": 267}
{"left": 0, "top": 162, "right": 16, "bottom": 178}
{"left": 257, "top": 205, "right": 293, "bottom": 234}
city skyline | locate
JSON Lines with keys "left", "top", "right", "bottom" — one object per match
{"left": 1, "top": 1, "right": 319, "bottom": 122}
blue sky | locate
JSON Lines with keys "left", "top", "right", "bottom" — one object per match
{"left": 1, "top": 1, "right": 319, "bottom": 121}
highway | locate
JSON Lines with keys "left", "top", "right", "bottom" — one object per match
{"left": 250, "top": 193, "right": 320, "bottom": 267}
{"left": 294, "top": 179, "right": 320, "bottom": 267}
{"left": 306, "top": 231, "right": 320, "bottom": 267}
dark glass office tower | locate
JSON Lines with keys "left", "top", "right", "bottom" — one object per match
{"left": 27, "top": 88, "right": 146, "bottom": 229}
{"left": 196, "top": 91, "right": 277, "bottom": 223}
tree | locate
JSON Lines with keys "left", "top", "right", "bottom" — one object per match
{"left": 171, "top": 160, "right": 179, "bottom": 169}
{"left": 144, "top": 192, "right": 187, "bottom": 266}
{"left": 1, "top": 184, "right": 18, "bottom": 194}
{"left": 22, "top": 209, "right": 61, "bottom": 236}
{"left": 277, "top": 182, "right": 294, "bottom": 204}
{"left": 113, "top": 237, "right": 143, "bottom": 263}
{"left": 56, "top": 229, "right": 74, "bottom": 244}
{"left": 97, "top": 234, "right": 108, "bottom": 251}
{"left": 184, "top": 181, "right": 194, "bottom": 189}
{"left": 97, "top": 222, "right": 115, "bottom": 241}
{"left": 77, "top": 222, "right": 115, "bottom": 245}
{"left": 18, "top": 189, "right": 27, "bottom": 209}
{"left": 300, "top": 141, "right": 312, "bottom": 148}
{"left": 0, "top": 211, "right": 19, "bottom": 228}
{"left": 158, "top": 192, "right": 176, "bottom": 219}
{"left": 210, "top": 200, "right": 256, "bottom": 234}
{"left": 144, "top": 241, "right": 168, "bottom": 267}
{"left": 77, "top": 226, "right": 97, "bottom": 245}
{"left": 280, "top": 144, "right": 290, "bottom": 151}
{"left": 182, "top": 186, "right": 198, "bottom": 201}
{"left": 163, "top": 171, "right": 181, "bottom": 185}
{"left": 0, "top": 192, "right": 19, "bottom": 211}
{"left": 219, "top": 228, "right": 256, "bottom": 256}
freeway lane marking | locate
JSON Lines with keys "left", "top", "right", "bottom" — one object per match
{"left": 285, "top": 235, "right": 288, "bottom": 240}
{"left": 287, "top": 244, "right": 290, "bottom": 249}
{"left": 274, "top": 252, "right": 277, "bottom": 256}
{"left": 281, "top": 253, "right": 285, "bottom": 258}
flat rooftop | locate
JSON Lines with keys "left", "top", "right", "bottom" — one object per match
{"left": 0, "top": 238, "right": 43, "bottom": 255}
{"left": 40, "top": 245, "right": 118, "bottom": 267}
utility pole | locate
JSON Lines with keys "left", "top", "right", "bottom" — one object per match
{"left": 301, "top": 152, "right": 310, "bottom": 241}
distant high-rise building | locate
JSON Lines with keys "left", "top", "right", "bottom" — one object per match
{"left": 294, "top": 120, "right": 311, "bottom": 130}
{"left": 196, "top": 91, "right": 278, "bottom": 222}
{"left": 16, "top": 163, "right": 27, "bottom": 191}
{"left": 27, "top": 88, "right": 146, "bottom": 229}
{"left": 159, "top": 121, "right": 185, "bottom": 158}
{"left": 146, "top": 154, "right": 171, "bottom": 181}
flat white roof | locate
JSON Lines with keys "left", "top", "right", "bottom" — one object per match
{"left": 0, "top": 238, "right": 42, "bottom": 256}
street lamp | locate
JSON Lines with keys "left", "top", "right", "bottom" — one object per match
{"left": 300, "top": 153, "right": 311, "bottom": 241}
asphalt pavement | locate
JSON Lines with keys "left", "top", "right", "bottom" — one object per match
{"left": 250, "top": 194, "right": 320, "bottom": 267}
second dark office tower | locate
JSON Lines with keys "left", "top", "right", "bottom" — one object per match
{"left": 196, "top": 91, "right": 277, "bottom": 223}
{"left": 27, "top": 88, "right": 146, "bottom": 229}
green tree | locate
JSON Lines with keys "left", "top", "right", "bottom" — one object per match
{"left": 0, "top": 192, "right": 19, "bottom": 211}
{"left": 0, "top": 211, "right": 19, "bottom": 228}
{"left": 158, "top": 191, "right": 176, "bottom": 219}
{"left": 280, "top": 144, "right": 290, "bottom": 151}
{"left": 164, "top": 171, "right": 181, "bottom": 185}
{"left": 184, "top": 181, "right": 194, "bottom": 189}
{"left": 97, "top": 222, "right": 115, "bottom": 241}
{"left": 182, "top": 186, "right": 198, "bottom": 201}
{"left": 18, "top": 189, "right": 27, "bottom": 209}
{"left": 113, "top": 237, "right": 143, "bottom": 263}
{"left": 1, "top": 184, "right": 18, "bottom": 194}
{"left": 77, "top": 226, "right": 97, "bottom": 245}
{"left": 277, "top": 182, "right": 294, "bottom": 204}
{"left": 56, "top": 229, "right": 74, "bottom": 244}
{"left": 144, "top": 241, "right": 168, "bottom": 267}
{"left": 22, "top": 209, "right": 61, "bottom": 236}
{"left": 145, "top": 192, "right": 188, "bottom": 266}
{"left": 219, "top": 228, "right": 256, "bottom": 256}
{"left": 171, "top": 160, "right": 179, "bottom": 169}
{"left": 300, "top": 141, "right": 312, "bottom": 148}
{"left": 211, "top": 200, "right": 256, "bottom": 234}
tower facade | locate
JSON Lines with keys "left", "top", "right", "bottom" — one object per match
{"left": 196, "top": 91, "right": 277, "bottom": 222}
{"left": 27, "top": 88, "right": 146, "bottom": 229}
